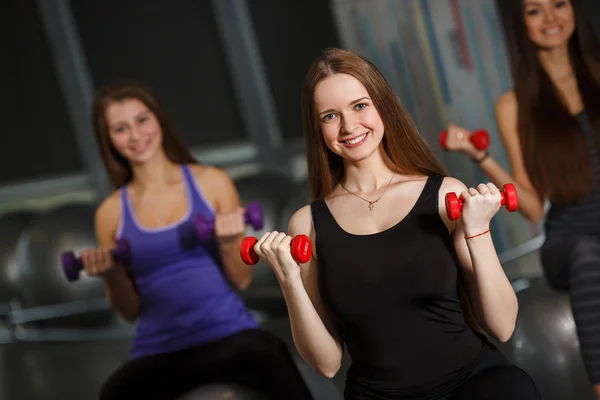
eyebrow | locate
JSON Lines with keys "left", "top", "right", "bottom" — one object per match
{"left": 318, "top": 96, "right": 370, "bottom": 116}
{"left": 110, "top": 110, "right": 149, "bottom": 129}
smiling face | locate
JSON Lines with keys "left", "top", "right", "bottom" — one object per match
{"left": 105, "top": 98, "right": 164, "bottom": 165}
{"left": 314, "top": 73, "right": 385, "bottom": 163}
{"left": 523, "top": 0, "right": 575, "bottom": 49}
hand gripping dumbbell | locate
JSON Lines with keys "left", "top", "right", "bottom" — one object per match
{"left": 239, "top": 234, "right": 312, "bottom": 265}
{"left": 445, "top": 183, "right": 519, "bottom": 221}
{"left": 439, "top": 129, "right": 490, "bottom": 151}
{"left": 61, "top": 238, "right": 132, "bottom": 282}
{"left": 194, "top": 202, "right": 264, "bottom": 243}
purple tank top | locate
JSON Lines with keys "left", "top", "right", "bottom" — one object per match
{"left": 116, "top": 164, "right": 257, "bottom": 359}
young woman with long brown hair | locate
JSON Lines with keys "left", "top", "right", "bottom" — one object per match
{"left": 251, "top": 48, "right": 540, "bottom": 399}
{"left": 77, "top": 80, "right": 313, "bottom": 399}
{"left": 444, "top": 0, "right": 600, "bottom": 397}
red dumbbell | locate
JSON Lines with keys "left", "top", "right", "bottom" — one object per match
{"left": 445, "top": 183, "right": 519, "bottom": 221}
{"left": 240, "top": 234, "right": 312, "bottom": 265}
{"left": 439, "top": 129, "right": 490, "bottom": 151}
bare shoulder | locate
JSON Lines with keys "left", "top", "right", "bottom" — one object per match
{"left": 288, "top": 205, "right": 313, "bottom": 235}
{"left": 496, "top": 90, "right": 516, "bottom": 112}
{"left": 495, "top": 90, "right": 517, "bottom": 123}
{"left": 440, "top": 176, "right": 468, "bottom": 195}
{"left": 188, "top": 163, "right": 239, "bottom": 212}
{"left": 188, "top": 163, "right": 231, "bottom": 186}
{"left": 95, "top": 190, "right": 122, "bottom": 245}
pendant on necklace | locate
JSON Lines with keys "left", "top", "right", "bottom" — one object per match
{"left": 368, "top": 202, "right": 375, "bottom": 211}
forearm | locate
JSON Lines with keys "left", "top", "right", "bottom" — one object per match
{"left": 464, "top": 232, "right": 518, "bottom": 341}
{"left": 103, "top": 268, "right": 140, "bottom": 322}
{"left": 218, "top": 236, "right": 253, "bottom": 290}
{"left": 470, "top": 151, "right": 545, "bottom": 222}
{"left": 281, "top": 278, "right": 343, "bottom": 378}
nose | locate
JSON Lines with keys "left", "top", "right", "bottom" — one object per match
{"left": 341, "top": 115, "right": 359, "bottom": 136}
{"left": 129, "top": 126, "right": 141, "bottom": 141}
{"left": 544, "top": 9, "right": 557, "bottom": 22}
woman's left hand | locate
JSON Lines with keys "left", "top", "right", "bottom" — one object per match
{"left": 213, "top": 206, "right": 246, "bottom": 244}
{"left": 459, "top": 183, "right": 502, "bottom": 237}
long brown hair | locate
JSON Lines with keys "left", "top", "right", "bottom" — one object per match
{"left": 503, "top": 0, "right": 600, "bottom": 203}
{"left": 301, "top": 48, "right": 445, "bottom": 201}
{"left": 301, "top": 48, "right": 485, "bottom": 335}
{"left": 92, "top": 80, "right": 197, "bottom": 188}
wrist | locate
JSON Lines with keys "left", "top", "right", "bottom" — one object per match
{"left": 279, "top": 272, "right": 304, "bottom": 292}
{"left": 463, "top": 227, "right": 491, "bottom": 240}
{"left": 470, "top": 150, "right": 490, "bottom": 165}
{"left": 102, "top": 267, "right": 126, "bottom": 284}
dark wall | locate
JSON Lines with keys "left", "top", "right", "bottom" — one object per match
{"left": 248, "top": 0, "right": 341, "bottom": 140}
{"left": 1, "top": 0, "right": 341, "bottom": 186}
{"left": 0, "top": 0, "right": 83, "bottom": 186}
{"left": 70, "top": 0, "right": 247, "bottom": 147}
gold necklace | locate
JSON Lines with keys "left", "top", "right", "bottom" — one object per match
{"left": 340, "top": 173, "right": 395, "bottom": 211}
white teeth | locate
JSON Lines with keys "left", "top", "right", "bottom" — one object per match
{"left": 345, "top": 133, "right": 367, "bottom": 145}
{"left": 544, "top": 27, "right": 561, "bottom": 35}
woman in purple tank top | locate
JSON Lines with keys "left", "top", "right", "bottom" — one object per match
{"left": 76, "top": 80, "right": 314, "bottom": 400}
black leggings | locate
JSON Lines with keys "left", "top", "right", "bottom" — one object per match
{"left": 344, "top": 342, "right": 539, "bottom": 400}
{"left": 542, "top": 235, "right": 600, "bottom": 386}
{"left": 99, "top": 328, "right": 314, "bottom": 400}
{"left": 447, "top": 342, "right": 540, "bottom": 400}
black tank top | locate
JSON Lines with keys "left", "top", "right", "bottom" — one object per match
{"left": 311, "top": 174, "right": 485, "bottom": 399}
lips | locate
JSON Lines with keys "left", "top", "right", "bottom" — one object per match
{"left": 342, "top": 132, "right": 368, "bottom": 146}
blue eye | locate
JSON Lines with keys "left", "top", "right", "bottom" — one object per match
{"left": 323, "top": 113, "right": 335, "bottom": 122}
{"left": 355, "top": 103, "right": 366, "bottom": 110}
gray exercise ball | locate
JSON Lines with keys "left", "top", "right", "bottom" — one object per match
{"left": 0, "top": 211, "right": 36, "bottom": 304}
{"left": 15, "top": 203, "right": 116, "bottom": 328}
{"left": 234, "top": 173, "right": 298, "bottom": 297}
{"left": 177, "top": 384, "right": 267, "bottom": 400}
{"left": 493, "top": 278, "right": 595, "bottom": 400}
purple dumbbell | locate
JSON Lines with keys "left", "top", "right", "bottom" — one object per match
{"left": 194, "top": 201, "right": 264, "bottom": 242}
{"left": 61, "top": 238, "right": 132, "bottom": 282}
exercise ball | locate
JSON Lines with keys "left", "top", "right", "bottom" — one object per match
{"left": 177, "top": 384, "right": 266, "bottom": 400}
{"left": 0, "top": 211, "right": 36, "bottom": 304}
{"left": 15, "top": 203, "right": 116, "bottom": 328}
{"left": 278, "top": 180, "right": 311, "bottom": 231}
{"left": 234, "top": 173, "right": 298, "bottom": 304}
{"left": 493, "top": 278, "right": 595, "bottom": 400}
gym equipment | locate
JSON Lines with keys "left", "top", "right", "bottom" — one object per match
{"left": 15, "top": 203, "right": 116, "bottom": 328}
{"left": 0, "top": 211, "right": 35, "bottom": 306}
{"left": 194, "top": 202, "right": 264, "bottom": 242}
{"left": 177, "top": 384, "right": 267, "bottom": 399}
{"left": 445, "top": 183, "right": 518, "bottom": 221}
{"left": 240, "top": 234, "right": 312, "bottom": 265}
{"left": 61, "top": 238, "right": 131, "bottom": 282}
{"left": 492, "top": 278, "right": 595, "bottom": 400}
{"left": 439, "top": 129, "right": 489, "bottom": 150}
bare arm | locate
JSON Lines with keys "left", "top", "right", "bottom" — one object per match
{"left": 275, "top": 206, "right": 344, "bottom": 378}
{"left": 95, "top": 195, "right": 141, "bottom": 322}
{"left": 448, "top": 91, "right": 546, "bottom": 222}
{"left": 440, "top": 178, "right": 518, "bottom": 342}
{"left": 193, "top": 166, "right": 252, "bottom": 291}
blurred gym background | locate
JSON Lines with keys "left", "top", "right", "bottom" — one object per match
{"left": 1, "top": 0, "right": 600, "bottom": 399}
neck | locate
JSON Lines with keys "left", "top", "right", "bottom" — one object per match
{"left": 537, "top": 44, "right": 574, "bottom": 82}
{"left": 341, "top": 148, "right": 395, "bottom": 194}
{"left": 130, "top": 151, "right": 180, "bottom": 189}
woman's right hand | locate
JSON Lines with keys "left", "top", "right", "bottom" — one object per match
{"left": 253, "top": 231, "right": 302, "bottom": 284}
{"left": 80, "top": 248, "right": 117, "bottom": 278}
{"left": 444, "top": 123, "right": 486, "bottom": 159}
